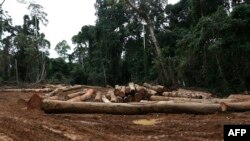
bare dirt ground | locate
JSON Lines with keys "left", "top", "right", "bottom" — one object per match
{"left": 0, "top": 91, "right": 250, "bottom": 141}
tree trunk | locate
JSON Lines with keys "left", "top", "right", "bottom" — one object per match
{"left": 135, "top": 84, "right": 146, "bottom": 95}
{"left": 150, "top": 96, "right": 235, "bottom": 104}
{"left": 67, "top": 89, "right": 95, "bottom": 102}
{"left": 45, "top": 88, "right": 63, "bottom": 97}
{"left": 228, "top": 94, "right": 250, "bottom": 100}
{"left": 128, "top": 82, "right": 136, "bottom": 93}
{"left": 66, "top": 89, "right": 87, "bottom": 100}
{"left": 102, "top": 95, "right": 111, "bottom": 103}
{"left": 107, "top": 89, "right": 117, "bottom": 102}
{"left": 221, "top": 101, "right": 250, "bottom": 112}
{"left": 2, "top": 88, "right": 52, "bottom": 93}
{"left": 125, "top": 0, "right": 169, "bottom": 83}
{"left": 42, "top": 100, "right": 221, "bottom": 114}
{"left": 61, "top": 85, "right": 83, "bottom": 92}
{"left": 95, "top": 91, "right": 102, "bottom": 102}
{"left": 143, "top": 83, "right": 164, "bottom": 93}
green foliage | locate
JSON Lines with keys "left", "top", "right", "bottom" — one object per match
{"left": 55, "top": 40, "right": 71, "bottom": 60}
{"left": 177, "top": 5, "right": 250, "bottom": 94}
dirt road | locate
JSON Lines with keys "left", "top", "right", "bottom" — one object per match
{"left": 0, "top": 91, "right": 250, "bottom": 141}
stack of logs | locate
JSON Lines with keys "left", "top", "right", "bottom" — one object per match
{"left": 3, "top": 83, "right": 250, "bottom": 114}
{"left": 44, "top": 83, "right": 211, "bottom": 103}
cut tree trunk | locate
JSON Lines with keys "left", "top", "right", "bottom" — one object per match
{"left": 150, "top": 96, "right": 235, "bottom": 104}
{"left": 128, "top": 82, "right": 136, "bottom": 93}
{"left": 145, "top": 88, "right": 157, "bottom": 96}
{"left": 102, "top": 95, "right": 111, "bottom": 103}
{"left": 107, "top": 89, "right": 117, "bottom": 103}
{"left": 2, "top": 88, "right": 52, "bottom": 93}
{"left": 221, "top": 101, "right": 250, "bottom": 112}
{"left": 143, "top": 83, "right": 164, "bottom": 93}
{"left": 61, "top": 85, "right": 83, "bottom": 92}
{"left": 42, "top": 100, "right": 221, "bottom": 114}
{"left": 228, "top": 94, "right": 250, "bottom": 100}
{"left": 67, "top": 89, "right": 95, "bottom": 102}
{"left": 135, "top": 84, "right": 146, "bottom": 95}
{"left": 162, "top": 90, "right": 211, "bottom": 99}
{"left": 114, "top": 85, "right": 125, "bottom": 97}
{"left": 45, "top": 88, "right": 63, "bottom": 97}
{"left": 134, "top": 93, "right": 143, "bottom": 102}
{"left": 125, "top": 86, "right": 131, "bottom": 94}
{"left": 95, "top": 91, "right": 102, "bottom": 102}
{"left": 66, "top": 89, "right": 87, "bottom": 100}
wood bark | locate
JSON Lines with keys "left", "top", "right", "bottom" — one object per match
{"left": 107, "top": 89, "right": 117, "bottom": 103}
{"left": 125, "top": 86, "right": 131, "bottom": 94}
{"left": 145, "top": 88, "right": 157, "bottom": 96}
{"left": 94, "top": 91, "right": 102, "bottom": 102}
{"left": 66, "top": 89, "right": 87, "bottom": 100}
{"left": 45, "top": 88, "right": 63, "bottom": 97}
{"left": 135, "top": 84, "right": 146, "bottom": 95}
{"left": 134, "top": 93, "right": 143, "bottom": 102}
{"left": 114, "top": 85, "right": 125, "bottom": 97}
{"left": 61, "top": 85, "right": 83, "bottom": 92}
{"left": 150, "top": 96, "right": 235, "bottom": 104}
{"left": 2, "top": 88, "right": 52, "bottom": 93}
{"left": 228, "top": 94, "right": 250, "bottom": 100}
{"left": 143, "top": 83, "right": 164, "bottom": 93}
{"left": 221, "top": 101, "right": 250, "bottom": 112}
{"left": 67, "top": 89, "right": 95, "bottom": 102}
{"left": 42, "top": 100, "right": 221, "bottom": 114}
{"left": 102, "top": 95, "right": 111, "bottom": 103}
{"left": 125, "top": 0, "right": 169, "bottom": 83}
{"left": 162, "top": 89, "right": 212, "bottom": 99}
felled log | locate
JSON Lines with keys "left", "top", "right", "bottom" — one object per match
{"left": 228, "top": 94, "right": 250, "bottom": 100}
{"left": 128, "top": 82, "right": 136, "bottom": 93}
{"left": 66, "top": 89, "right": 87, "bottom": 100}
{"left": 123, "top": 95, "right": 133, "bottom": 103}
{"left": 117, "top": 96, "right": 123, "bottom": 103}
{"left": 162, "top": 90, "right": 206, "bottom": 99}
{"left": 2, "top": 88, "right": 52, "bottom": 93}
{"left": 45, "top": 88, "right": 63, "bottom": 97}
{"left": 135, "top": 84, "right": 146, "bottom": 95}
{"left": 120, "top": 86, "right": 126, "bottom": 97}
{"left": 95, "top": 91, "right": 102, "bottom": 102}
{"left": 114, "top": 85, "right": 121, "bottom": 96}
{"left": 107, "top": 89, "right": 117, "bottom": 102}
{"left": 134, "top": 93, "right": 143, "bottom": 102}
{"left": 143, "top": 83, "right": 164, "bottom": 93}
{"left": 102, "top": 95, "right": 111, "bottom": 103}
{"left": 42, "top": 100, "right": 221, "bottom": 114}
{"left": 145, "top": 88, "right": 157, "bottom": 96}
{"left": 67, "top": 89, "right": 95, "bottom": 102}
{"left": 125, "top": 86, "right": 131, "bottom": 94}
{"left": 150, "top": 96, "right": 235, "bottom": 104}
{"left": 221, "top": 101, "right": 250, "bottom": 112}
{"left": 177, "top": 88, "right": 212, "bottom": 99}
{"left": 114, "top": 85, "right": 125, "bottom": 97}
{"left": 61, "top": 85, "right": 83, "bottom": 92}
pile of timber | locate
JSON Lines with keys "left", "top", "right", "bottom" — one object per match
{"left": 2, "top": 83, "right": 250, "bottom": 114}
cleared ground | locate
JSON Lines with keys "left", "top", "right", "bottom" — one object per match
{"left": 0, "top": 91, "right": 250, "bottom": 141}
